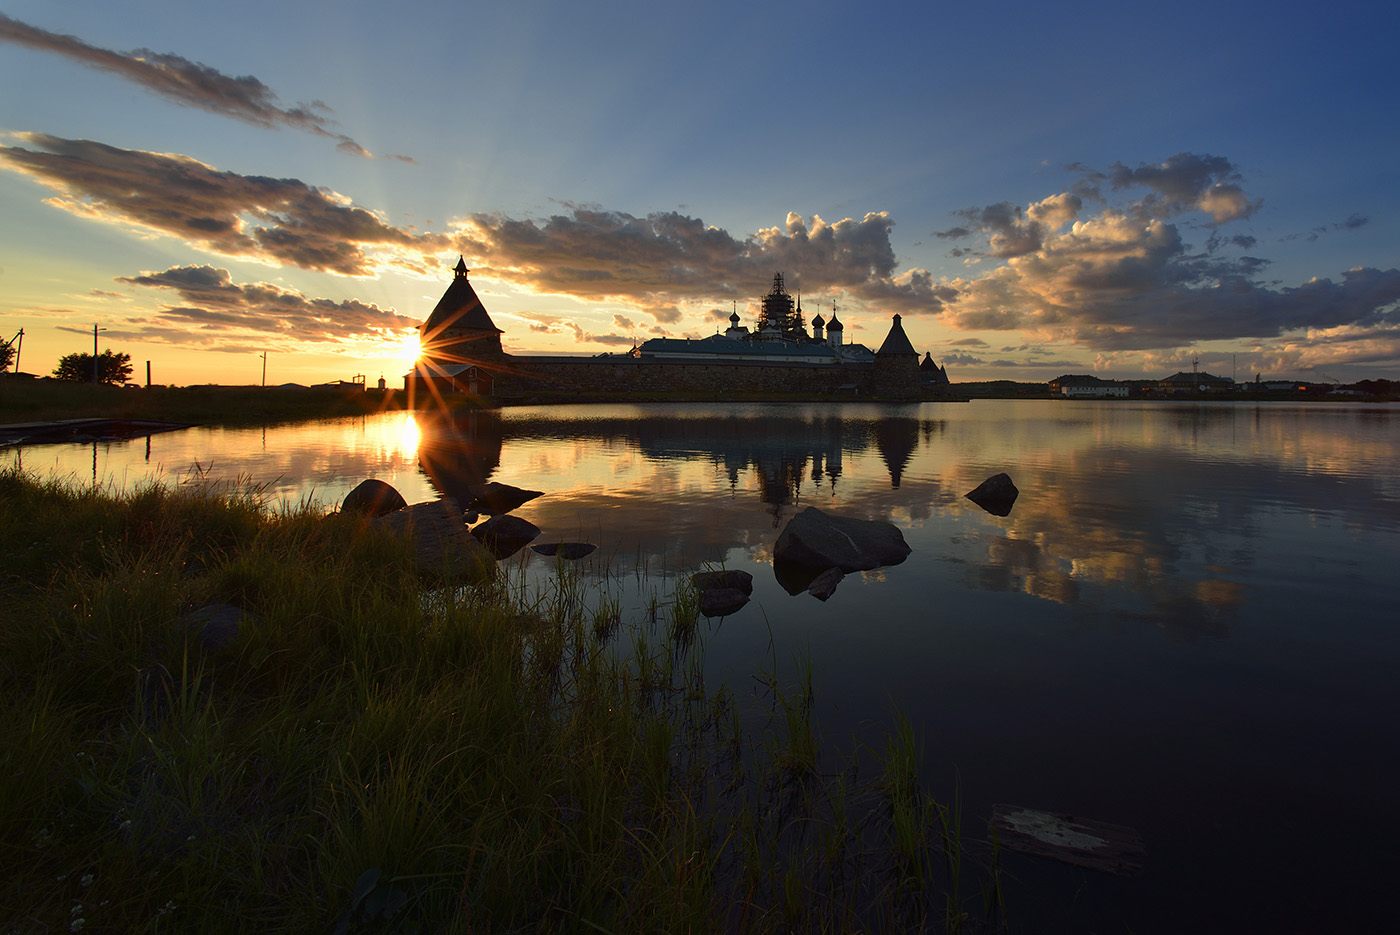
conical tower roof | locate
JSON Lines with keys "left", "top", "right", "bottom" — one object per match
{"left": 876, "top": 314, "right": 917, "bottom": 357}
{"left": 420, "top": 258, "right": 502, "bottom": 337}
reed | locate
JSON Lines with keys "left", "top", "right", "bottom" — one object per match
{"left": 0, "top": 466, "right": 1004, "bottom": 933}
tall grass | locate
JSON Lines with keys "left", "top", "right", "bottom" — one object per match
{"left": 0, "top": 466, "right": 1003, "bottom": 933}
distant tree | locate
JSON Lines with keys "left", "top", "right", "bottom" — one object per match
{"left": 53, "top": 350, "right": 134, "bottom": 385}
{"left": 0, "top": 339, "right": 14, "bottom": 373}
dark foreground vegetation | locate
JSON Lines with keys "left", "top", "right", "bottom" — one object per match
{"left": 1, "top": 379, "right": 418, "bottom": 427}
{"left": 0, "top": 469, "right": 1004, "bottom": 933}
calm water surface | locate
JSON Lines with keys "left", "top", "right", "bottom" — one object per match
{"left": 8, "top": 400, "right": 1399, "bottom": 932}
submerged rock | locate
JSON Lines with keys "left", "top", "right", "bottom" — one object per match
{"left": 773, "top": 507, "right": 911, "bottom": 573}
{"left": 698, "top": 587, "right": 750, "bottom": 618}
{"left": 965, "top": 473, "right": 1019, "bottom": 516}
{"left": 468, "top": 482, "right": 544, "bottom": 515}
{"left": 691, "top": 570, "right": 754, "bottom": 594}
{"left": 341, "top": 478, "right": 407, "bottom": 517}
{"left": 371, "top": 498, "right": 495, "bottom": 582}
{"left": 806, "top": 566, "right": 844, "bottom": 601}
{"left": 531, "top": 542, "right": 598, "bottom": 560}
{"left": 472, "top": 514, "right": 541, "bottom": 559}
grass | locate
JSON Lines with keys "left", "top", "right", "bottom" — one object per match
{"left": 0, "top": 467, "right": 1005, "bottom": 933}
{"left": 0, "top": 380, "right": 434, "bottom": 427}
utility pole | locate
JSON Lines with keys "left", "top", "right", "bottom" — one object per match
{"left": 1, "top": 328, "right": 20, "bottom": 373}
{"left": 261, "top": 351, "right": 267, "bottom": 387}
{"left": 92, "top": 324, "right": 106, "bottom": 383}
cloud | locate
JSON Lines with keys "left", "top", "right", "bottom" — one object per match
{"left": 0, "top": 13, "right": 381, "bottom": 158}
{"left": 0, "top": 134, "right": 950, "bottom": 319}
{"left": 116, "top": 265, "right": 420, "bottom": 350}
{"left": 0, "top": 134, "right": 440, "bottom": 275}
{"left": 937, "top": 153, "right": 1400, "bottom": 353}
{"left": 458, "top": 207, "right": 954, "bottom": 316}
{"left": 1104, "top": 152, "right": 1260, "bottom": 222}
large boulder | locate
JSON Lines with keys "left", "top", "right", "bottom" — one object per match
{"left": 773, "top": 507, "right": 911, "bottom": 573}
{"left": 472, "top": 514, "right": 541, "bottom": 559}
{"left": 468, "top": 482, "right": 544, "bottom": 515}
{"left": 371, "top": 498, "right": 494, "bottom": 582}
{"left": 965, "top": 473, "right": 1019, "bottom": 516}
{"left": 341, "top": 479, "right": 407, "bottom": 517}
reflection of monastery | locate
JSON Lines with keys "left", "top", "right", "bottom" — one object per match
{"left": 407, "top": 261, "right": 951, "bottom": 399}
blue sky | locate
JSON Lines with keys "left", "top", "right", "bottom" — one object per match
{"left": 2, "top": 0, "right": 1397, "bottom": 385}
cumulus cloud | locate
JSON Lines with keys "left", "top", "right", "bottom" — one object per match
{"left": 1103, "top": 152, "right": 1260, "bottom": 222}
{"left": 117, "top": 265, "right": 420, "bottom": 349}
{"left": 936, "top": 153, "right": 1400, "bottom": 354}
{"left": 0, "top": 134, "right": 440, "bottom": 275}
{"left": 456, "top": 207, "right": 953, "bottom": 317}
{"left": 0, "top": 13, "right": 382, "bottom": 158}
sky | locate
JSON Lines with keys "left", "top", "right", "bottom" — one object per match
{"left": 1, "top": 0, "right": 1397, "bottom": 387}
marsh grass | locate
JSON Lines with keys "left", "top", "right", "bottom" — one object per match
{"left": 0, "top": 466, "right": 1004, "bottom": 933}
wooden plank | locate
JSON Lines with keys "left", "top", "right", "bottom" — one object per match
{"left": 989, "top": 805, "right": 1145, "bottom": 876}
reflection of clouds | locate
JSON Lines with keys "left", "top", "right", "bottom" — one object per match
{"left": 952, "top": 426, "right": 1398, "bottom": 637}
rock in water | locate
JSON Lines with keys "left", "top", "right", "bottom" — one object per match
{"left": 698, "top": 587, "right": 750, "bottom": 618}
{"left": 531, "top": 542, "right": 598, "bottom": 560}
{"left": 341, "top": 478, "right": 407, "bottom": 516}
{"left": 691, "top": 570, "right": 754, "bottom": 594}
{"left": 807, "top": 566, "right": 844, "bottom": 601}
{"left": 472, "top": 514, "right": 542, "bottom": 559}
{"left": 371, "top": 498, "right": 495, "bottom": 582}
{"left": 965, "top": 473, "right": 1019, "bottom": 516}
{"left": 468, "top": 482, "right": 544, "bottom": 515}
{"left": 773, "top": 507, "right": 911, "bottom": 572}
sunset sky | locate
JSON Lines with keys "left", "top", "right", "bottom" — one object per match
{"left": 2, "top": 0, "right": 1397, "bottom": 386}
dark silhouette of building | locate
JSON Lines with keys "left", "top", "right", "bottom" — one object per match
{"left": 410, "top": 258, "right": 505, "bottom": 395}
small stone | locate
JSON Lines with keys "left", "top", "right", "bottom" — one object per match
{"left": 530, "top": 542, "right": 598, "bottom": 560}
{"left": 698, "top": 588, "right": 749, "bottom": 618}
{"left": 807, "top": 567, "right": 844, "bottom": 601}
{"left": 691, "top": 569, "right": 754, "bottom": 594}
{"left": 965, "top": 473, "right": 1019, "bottom": 516}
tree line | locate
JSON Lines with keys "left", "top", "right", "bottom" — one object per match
{"left": 1, "top": 343, "right": 134, "bottom": 385}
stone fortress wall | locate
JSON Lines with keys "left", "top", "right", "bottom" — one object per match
{"left": 494, "top": 357, "right": 878, "bottom": 397}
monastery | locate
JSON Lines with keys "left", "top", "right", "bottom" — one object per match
{"left": 407, "top": 260, "right": 951, "bottom": 399}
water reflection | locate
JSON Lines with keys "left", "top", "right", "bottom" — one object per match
{"left": 415, "top": 409, "right": 504, "bottom": 506}
{"left": 8, "top": 400, "right": 1396, "bottom": 932}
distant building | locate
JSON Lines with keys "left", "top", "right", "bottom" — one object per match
{"left": 921, "top": 352, "right": 950, "bottom": 387}
{"left": 1049, "top": 374, "right": 1127, "bottom": 398}
{"left": 1158, "top": 371, "right": 1234, "bottom": 395}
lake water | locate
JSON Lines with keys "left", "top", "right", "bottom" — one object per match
{"left": 8, "top": 399, "right": 1399, "bottom": 932}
